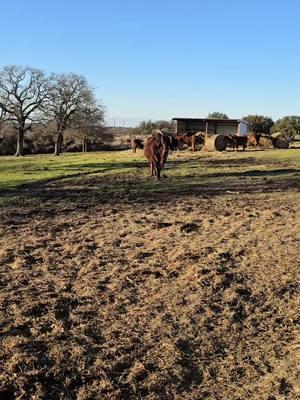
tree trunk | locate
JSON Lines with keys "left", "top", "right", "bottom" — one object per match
{"left": 82, "top": 139, "right": 88, "bottom": 152}
{"left": 15, "top": 129, "right": 25, "bottom": 157}
{"left": 54, "top": 132, "right": 63, "bottom": 156}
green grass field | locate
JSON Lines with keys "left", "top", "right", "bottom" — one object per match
{"left": 0, "top": 152, "right": 145, "bottom": 190}
{"left": 0, "top": 148, "right": 299, "bottom": 206}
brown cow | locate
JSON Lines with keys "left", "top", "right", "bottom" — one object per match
{"left": 175, "top": 132, "right": 204, "bottom": 152}
{"left": 226, "top": 135, "right": 247, "bottom": 151}
{"left": 144, "top": 130, "right": 170, "bottom": 180}
{"left": 131, "top": 138, "right": 144, "bottom": 153}
{"left": 247, "top": 134, "right": 261, "bottom": 149}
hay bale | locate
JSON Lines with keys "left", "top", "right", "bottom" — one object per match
{"left": 259, "top": 137, "right": 274, "bottom": 149}
{"left": 204, "top": 134, "right": 228, "bottom": 152}
{"left": 273, "top": 138, "right": 289, "bottom": 149}
{"left": 271, "top": 132, "right": 290, "bottom": 149}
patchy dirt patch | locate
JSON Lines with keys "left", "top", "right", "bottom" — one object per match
{"left": 0, "top": 182, "right": 299, "bottom": 399}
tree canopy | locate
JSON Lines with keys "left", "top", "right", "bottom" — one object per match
{"left": 0, "top": 65, "right": 105, "bottom": 156}
{"left": 69, "top": 102, "right": 106, "bottom": 152}
{"left": 137, "top": 120, "right": 174, "bottom": 136}
{"left": 47, "top": 73, "right": 96, "bottom": 155}
{"left": 243, "top": 115, "right": 274, "bottom": 135}
{"left": 272, "top": 116, "right": 300, "bottom": 140}
{"left": 207, "top": 112, "right": 229, "bottom": 119}
{"left": 0, "top": 65, "right": 50, "bottom": 155}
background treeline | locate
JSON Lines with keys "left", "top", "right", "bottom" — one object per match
{"left": 1, "top": 65, "right": 300, "bottom": 156}
{"left": 0, "top": 65, "right": 107, "bottom": 156}
{"left": 134, "top": 114, "right": 300, "bottom": 140}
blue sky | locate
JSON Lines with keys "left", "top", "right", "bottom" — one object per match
{"left": 1, "top": 0, "right": 300, "bottom": 126}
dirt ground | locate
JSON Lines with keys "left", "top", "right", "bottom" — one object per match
{"left": 0, "top": 155, "right": 300, "bottom": 399}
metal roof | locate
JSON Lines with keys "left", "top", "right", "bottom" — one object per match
{"left": 172, "top": 117, "right": 248, "bottom": 124}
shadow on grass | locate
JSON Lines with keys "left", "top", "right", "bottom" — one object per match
{"left": 0, "top": 160, "right": 147, "bottom": 191}
{"left": 52, "top": 161, "right": 146, "bottom": 171}
{"left": 0, "top": 160, "right": 146, "bottom": 173}
{"left": 206, "top": 168, "right": 299, "bottom": 178}
{"left": 1, "top": 160, "right": 299, "bottom": 212}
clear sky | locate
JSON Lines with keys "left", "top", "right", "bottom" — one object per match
{"left": 1, "top": 0, "right": 300, "bottom": 126}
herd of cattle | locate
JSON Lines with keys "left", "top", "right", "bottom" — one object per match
{"left": 131, "top": 131, "right": 263, "bottom": 179}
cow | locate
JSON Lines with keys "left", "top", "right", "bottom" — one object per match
{"left": 131, "top": 138, "right": 144, "bottom": 153}
{"left": 144, "top": 130, "right": 170, "bottom": 180}
{"left": 175, "top": 132, "right": 204, "bottom": 152}
{"left": 168, "top": 135, "right": 179, "bottom": 151}
{"left": 247, "top": 134, "right": 261, "bottom": 149}
{"left": 226, "top": 135, "right": 247, "bottom": 151}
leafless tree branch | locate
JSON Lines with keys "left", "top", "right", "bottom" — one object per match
{"left": 0, "top": 65, "right": 50, "bottom": 155}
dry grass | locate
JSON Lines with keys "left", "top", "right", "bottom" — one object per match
{"left": 0, "top": 149, "right": 299, "bottom": 399}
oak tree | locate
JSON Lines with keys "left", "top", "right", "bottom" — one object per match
{"left": 272, "top": 116, "right": 300, "bottom": 140}
{"left": 243, "top": 115, "right": 274, "bottom": 135}
{"left": 70, "top": 102, "right": 106, "bottom": 152}
{"left": 0, "top": 65, "right": 49, "bottom": 156}
{"left": 47, "top": 73, "right": 94, "bottom": 156}
{"left": 207, "top": 112, "right": 229, "bottom": 119}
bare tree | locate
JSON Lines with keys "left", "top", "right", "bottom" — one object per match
{"left": 47, "top": 73, "right": 94, "bottom": 156}
{"left": 71, "top": 102, "right": 105, "bottom": 152}
{"left": 0, "top": 108, "right": 8, "bottom": 143}
{"left": 0, "top": 65, "right": 49, "bottom": 156}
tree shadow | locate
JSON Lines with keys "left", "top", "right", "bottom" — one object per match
{"left": 1, "top": 164, "right": 299, "bottom": 214}
{"left": 1, "top": 154, "right": 299, "bottom": 220}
